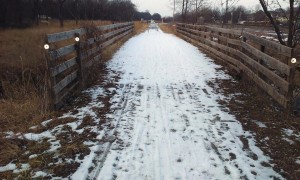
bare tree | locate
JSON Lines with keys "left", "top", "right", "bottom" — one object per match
{"left": 259, "top": 0, "right": 300, "bottom": 47}
{"left": 33, "top": 0, "right": 40, "bottom": 25}
{"left": 56, "top": 0, "right": 67, "bottom": 27}
{"left": 193, "top": 0, "right": 206, "bottom": 22}
{"left": 176, "top": 0, "right": 191, "bottom": 22}
{"left": 173, "top": 0, "right": 176, "bottom": 22}
{"left": 182, "top": 0, "right": 186, "bottom": 21}
{"left": 185, "top": 0, "right": 190, "bottom": 21}
{"left": 75, "top": 0, "right": 79, "bottom": 25}
{"left": 220, "top": 0, "right": 240, "bottom": 26}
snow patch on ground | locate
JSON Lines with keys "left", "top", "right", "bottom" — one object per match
{"left": 281, "top": 128, "right": 300, "bottom": 144}
{"left": 296, "top": 157, "right": 300, "bottom": 165}
{"left": 32, "top": 171, "right": 48, "bottom": 178}
{"left": 252, "top": 120, "right": 267, "bottom": 128}
{"left": 0, "top": 85, "right": 108, "bottom": 178}
{"left": 0, "top": 163, "right": 16, "bottom": 172}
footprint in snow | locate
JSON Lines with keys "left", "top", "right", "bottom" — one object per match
{"left": 182, "top": 136, "right": 189, "bottom": 141}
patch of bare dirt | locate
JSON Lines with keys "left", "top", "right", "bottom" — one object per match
{"left": 211, "top": 65, "right": 300, "bottom": 180}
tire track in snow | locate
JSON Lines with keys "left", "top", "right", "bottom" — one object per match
{"left": 90, "top": 25, "right": 283, "bottom": 180}
{"left": 89, "top": 83, "right": 132, "bottom": 180}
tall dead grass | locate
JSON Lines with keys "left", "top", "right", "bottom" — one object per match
{"left": 101, "top": 22, "right": 148, "bottom": 62}
{"left": 0, "top": 21, "right": 147, "bottom": 176}
{"left": 133, "top": 21, "right": 149, "bottom": 35}
{"left": 0, "top": 21, "right": 147, "bottom": 133}
{"left": 0, "top": 21, "right": 103, "bottom": 132}
{"left": 159, "top": 23, "right": 177, "bottom": 35}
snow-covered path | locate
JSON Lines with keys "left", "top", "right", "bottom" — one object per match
{"left": 87, "top": 25, "right": 282, "bottom": 179}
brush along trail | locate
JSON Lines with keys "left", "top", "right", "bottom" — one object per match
{"left": 81, "top": 24, "right": 283, "bottom": 180}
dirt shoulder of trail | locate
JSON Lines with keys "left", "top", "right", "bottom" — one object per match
{"left": 210, "top": 63, "right": 300, "bottom": 180}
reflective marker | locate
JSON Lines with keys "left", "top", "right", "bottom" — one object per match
{"left": 44, "top": 44, "right": 49, "bottom": 50}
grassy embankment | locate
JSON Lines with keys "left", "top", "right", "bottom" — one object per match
{"left": 0, "top": 20, "right": 148, "bottom": 178}
{"left": 0, "top": 20, "right": 148, "bottom": 134}
{"left": 159, "top": 23, "right": 177, "bottom": 35}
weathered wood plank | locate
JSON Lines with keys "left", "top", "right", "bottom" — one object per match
{"left": 177, "top": 28, "right": 288, "bottom": 107}
{"left": 47, "top": 28, "right": 85, "bottom": 43}
{"left": 202, "top": 37, "right": 240, "bottom": 57}
{"left": 53, "top": 70, "right": 78, "bottom": 95}
{"left": 84, "top": 54, "right": 101, "bottom": 68}
{"left": 50, "top": 57, "right": 77, "bottom": 77}
{"left": 211, "top": 33, "right": 241, "bottom": 46}
{"left": 238, "top": 51, "right": 289, "bottom": 92}
{"left": 102, "top": 28, "right": 133, "bottom": 48}
{"left": 49, "top": 44, "right": 76, "bottom": 60}
{"left": 81, "top": 46, "right": 102, "bottom": 60}
{"left": 241, "top": 42, "right": 290, "bottom": 75}
{"left": 47, "top": 22, "right": 134, "bottom": 109}
{"left": 205, "top": 26, "right": 241, "bottom": 36}
{"left": 180, "top": 27, "right": 210, "bottom": 37}
{"left": 55, "top": 81, "right": 79, "bottom": 105}
{"left": 239, "top": 63, "right": 288, "bottom": 107}
{"left": 242, "top": 32, "right": 292, "bottom": 57}
{"left": 85, "top": 25, "right": 133, "bottom": 46}
{"left": 97, "top": 22, "right": 132, "bottom": 31}
{"left": 101, "top": 25, "right": 133, "bottom": 40}
{"left": 177, "top": 29, "right": 240, "bottom": 70}
{"left": 179, "top": 27, "right": 290, "bottom": 75}
{"left": 178, "top": 28, "right": 289, "bottom": 92}
{"left": 47, "top": 22, "right": 133, "bottom": 43}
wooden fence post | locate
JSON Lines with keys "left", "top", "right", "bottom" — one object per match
{"left": 241, "top": 36, "right": 246, "bottom": 64}
{"left": 43, "top": 37, "right": 55, "bottom": 110}
{"left": 287, "top": 49, "right": 296, "bottom": 109}
{"left": 74, "top": 32, "right": 84, "bottom": 89}
{"left": 258, "top": 45, "right": 266, "bottom": 79}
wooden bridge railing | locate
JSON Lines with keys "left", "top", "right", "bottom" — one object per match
{"left": 44, "top": 22, "right": 134, "bottom": 109}
{"left": 176, "top": 23, "right": 296, "bottom": 108}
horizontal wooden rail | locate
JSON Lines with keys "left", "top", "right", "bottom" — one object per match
{"left": 85, "top": 24, "right": 133, "bottom": 46}
{"left": 242, "top": 32, "right": 292, "bottom": 56}
{"left": 49, "top": 44, "right": 76, "bottom": 60}
{"left": 53, "top": 70, "right": 78, "bottom": 95}
{"left": 47, "top": 22, "right": 132, "bottom": 43}
{"left": 241, "top": 42, "right": 290, "bottom": 75}
{"left": 45, "top": 22, "right": 134, "bottom": 109}
{"left": 50, "top": 57, "right": 77, "bottom": 77}
{"left": 176, "top": 23, "right": 295, "bottom": 108}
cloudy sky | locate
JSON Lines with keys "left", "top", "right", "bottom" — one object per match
{"left": 132, "top": 0, "right": 265, "bottom": 17}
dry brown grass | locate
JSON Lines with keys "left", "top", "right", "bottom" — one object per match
{"left": 159, "top": 23, "right": 177, "bottom": 35}
{"left": 0, "top": 20, "right": 111, "bottom": 68}
{"left": 134, "top": 21, "right": 149, "bottom": 34}
{"left": 101, "top": 21, "right": 148, "bottom": 62}
{"left": 0, "top": 21, "right": 148, "bottom": 173}
{"left": 0, "top": 95, "right": 48, "bottom": 132}
{"left": 0, "top": 20, "right": 132, "bottom": 134}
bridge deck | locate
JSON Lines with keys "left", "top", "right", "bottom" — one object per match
{"left": 78, "top": 24, "right": 282, "bottom": 179}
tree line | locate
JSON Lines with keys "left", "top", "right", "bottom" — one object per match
{"left": 173, "top": 0, "right": 265, "bottom": 24}
{"left": 0, "top": 0, "right": 162, "bottom": 28}
{"left": 174, "top": 0, "right": 300, "bottom": 47}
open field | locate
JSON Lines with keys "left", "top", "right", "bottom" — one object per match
{"left": 0, "top": 20, "right": 111, "bottom": 68}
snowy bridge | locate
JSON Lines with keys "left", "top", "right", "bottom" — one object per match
{"left": 68, "top": 23, "right": 283, "bottom": 179}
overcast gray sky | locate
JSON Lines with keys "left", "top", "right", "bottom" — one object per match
{"left": 132, "top": 0, "right": 262, "bottom": 17}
